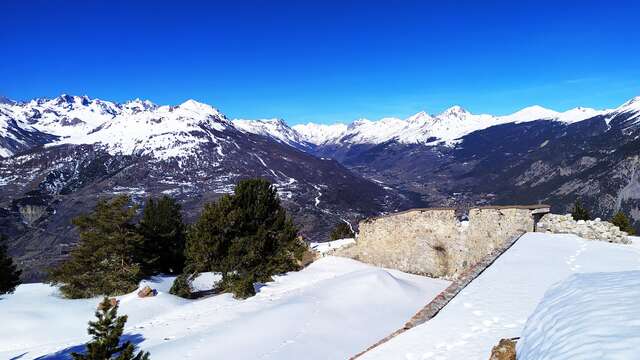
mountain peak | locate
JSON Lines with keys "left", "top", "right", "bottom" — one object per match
{"left": 617, "top": 96, "right": 640, "bottom": 112}
{"left": 506, "top": 105, "right": 558, "bottom": 121}
{"left": 178, "top": 99, "right": 221, "bottom": 117}
{"left": 123, "top": 98, "right": 156, "bottom": 112}
{"left": 406, "top": 111, "right": 433, "bottom": 123}
{"left": 439, "top": 105, "right": 470, "bottom": 118}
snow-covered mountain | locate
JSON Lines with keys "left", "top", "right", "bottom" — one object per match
{"left": 0, "top": 95, "right": 233, "bottom": 159}
{"left": 0, "top": 95, "right": 406, "bottom": 281}
{"left": 3, "top": 93, "right": 640, "bottom": 283}
{"left": 291, "top": 104, "right": 607, "bottom": 146}
{"left": 233, "top": 118, "right": 312, "bottom": 150}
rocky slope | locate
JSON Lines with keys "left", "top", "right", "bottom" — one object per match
{"left": 248, "top": 96, "right": 640, "bottom": 228}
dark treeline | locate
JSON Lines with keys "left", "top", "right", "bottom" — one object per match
{"left": 47, "top": 178, "right": 307, "bottom": 299}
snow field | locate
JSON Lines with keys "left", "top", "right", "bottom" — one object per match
{"left": 518, "top": 270, "right": 640, "bottom": 360}
{"left": 0, "top": 256, "right": 449, "bottom": 360}
{"left": 361, "top": 233, "right": 640, "bottom": 360}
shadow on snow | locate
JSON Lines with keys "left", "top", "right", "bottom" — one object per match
{"left": 30, "top": 333, "right": 146, "bottom": 360}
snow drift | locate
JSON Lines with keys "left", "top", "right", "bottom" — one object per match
{"left": 0, "top": 256, "right": 449, "bottom": 360}
{"left": 517, "top": 271, "right": 640, "bottom": 360}
{"left": 361, "top": 233, "right": 640, "bottom": 360}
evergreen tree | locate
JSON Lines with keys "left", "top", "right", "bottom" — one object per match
{"left": 182, "top": 178, "right": 305, "bottom": 298}
{"left": 138, "top": 196, "right": 186, "bottom": 275}
{"left": 571, "top": 200, "right": 591, "bottom": 221}
{"left": 48, "top": 196, "right": 144, "bottom": 299}
{"left": 0, "top": 234, "right": 21, "bottom": 295}
{"left": 611, "top": 211, "right": 636, "bottom": 235}
{"left": 329, "top": 222, "right": 354, "bottom": 240}
{"left": 72, "top": 297, "right": 150, "bottom": 360}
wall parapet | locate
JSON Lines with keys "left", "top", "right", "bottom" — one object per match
{"left": 536, "top": 213, "right": 629, "bottom": 244}
{"left": 336, "top": 205, "right": 549, "bottom": 279}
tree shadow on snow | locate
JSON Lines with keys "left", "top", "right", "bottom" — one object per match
{"left": 34, "top": 333, "right": 146, "bottom": 360}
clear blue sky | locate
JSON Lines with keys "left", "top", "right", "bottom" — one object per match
{"left": 2, "top": 1, "right": 640, "bottom": 124}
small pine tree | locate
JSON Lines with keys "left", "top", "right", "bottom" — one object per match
{"left": 611, "top": 211, "right": 636, "bottom": 235}
{"left": 329, "top": 222, "right": 354, "bottom": 241}
{"left": 0, "top": 234, "right": 21, "bottom": 295}
{"left": 72, "top": 297, "right": 150, "bottom": 360}
{"left": 182, "top": 178, "right": 306, "bottom": 298}
{"left": 138, "top": 196, "right": 186, "bottom": 275}
{"left": 48, "top": 195, "right": 145, "bottom": 298}
{"left": 169, "top": 273, "right": 194, "bottom": 299}
{"left": 571, "top": 200, "right": 591, "bottom": 221}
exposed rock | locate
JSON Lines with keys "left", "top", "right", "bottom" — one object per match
{"left": 536, "top": 213, "right": 630, "bottom": 244}
{"left": 489, "top": 338, "right": 517, "bottom": 360}
{"left": 137, "top": 285, "right": 156, "bottom": 298}
{"left": 97, "top": 297, "right": 119, "bottom": 310}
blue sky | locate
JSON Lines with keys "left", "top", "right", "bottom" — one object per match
{"left": 2, "top": 1, "right": 639, "bottom": 124}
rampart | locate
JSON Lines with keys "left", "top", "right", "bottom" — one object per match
{"left": 335, "top": 205, "right": 550, "bottom": 279}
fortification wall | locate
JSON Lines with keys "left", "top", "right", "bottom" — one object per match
{"left": 336, "top": 206, "right": 545, "bottom": 279}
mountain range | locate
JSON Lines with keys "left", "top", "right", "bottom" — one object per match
{"left": 2, "top": 94, "right": 640, "bottom": 281}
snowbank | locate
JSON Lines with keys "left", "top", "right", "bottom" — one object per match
{"left": 361, "top": 233, "right": 640, "bottom": 360}
{"left": 518, "top": 271, "right": 640, "bottom": 360}
{"left": 0, "top": 256, "right": 449, "bottom": 360}
{"left": 309, "top": 237, "right": 355, "bottom": 254}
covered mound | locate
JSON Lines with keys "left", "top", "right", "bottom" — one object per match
{"left": 0, "top": 256, "right": 449, "bottom": 360}
{"left": 518, "top": 271, "right": 640, "bottom": 360}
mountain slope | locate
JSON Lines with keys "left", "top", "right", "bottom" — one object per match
{"left": 292, "top": 104, "right": 604, "bottom": 147}
{"left": 0, "top": 95, "right": 410, "bottom": 281}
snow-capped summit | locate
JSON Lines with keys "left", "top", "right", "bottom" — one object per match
{"left": 122, "top": 98, "right": 157, "bottom": 113}
{"left": 233, "top": 117, "right": 311, "bottom": 149}
{"left": 177, "top": 99, "right": 224, "bottom": 118}
{"left": 439, "top": 105, "right": 470, "bottom": 119}
{"left": 0, "top": 95, "right": 234, "bottom": 159}
{"left": 555, "top": 107, "right": 604, "bottom": 123}
{"left": 614, "top": 96, "right": 640, "bottom": 120}
{"left": 500, "top": 105, "right": 558, "bottom": 123}
{"left": 292, "top": 122, "right": 349, "bottom": 145}
{"left": 406, "top": 111, "right": 433, "bottom": 123}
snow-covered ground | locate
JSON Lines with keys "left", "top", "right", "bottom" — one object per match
{"left": 518, "top": 270, "right": 640, "bottom": 360}
{"left": 361, "top": 233, "right": 640, "bottom": 360}
{"left": 0, "top": 256, "right": 449, "bottom": 360}
{"left": 309, "top": 238, "right": 356, "bottom": 254}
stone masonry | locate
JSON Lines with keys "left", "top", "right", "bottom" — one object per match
{"left": 536, "top": 213, "right": 630, "bottom": 244}
{"left": 336, "top": 205, "right": 550, "bottom": 279}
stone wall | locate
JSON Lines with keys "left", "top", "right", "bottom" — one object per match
{"left": 536, "top": 213, "right": 630, "bottom": 244}
{"left": 336, "top": 205, "right": 547, "bottom": 279}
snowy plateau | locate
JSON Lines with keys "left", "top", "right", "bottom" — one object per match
{"left": 2, "top": 233, "right": 640, "bottom": 359}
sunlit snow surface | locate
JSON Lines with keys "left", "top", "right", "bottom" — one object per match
{"left": 0, "top": 256, "right": 449, "bottom": 360}
{"left": 361, "top": 233, "right": 640, "bottom": 360}
{"left": 309, "top": 238, "right": 356, "bottom": 254}
{"left": 518, "top": 270, "right": 640, "bottom": 360}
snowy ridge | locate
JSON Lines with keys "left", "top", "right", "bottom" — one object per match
{"left": 2, "top": 94, "right": 639, "bottom": 158}
{"left": 233, "top": 118, "right": 311, "bottom": 149}
{"left": 292, "top": 122, "right": 348, "bottom": 145}
{"left": 0, "top": 95, "right": 232, "bottom": 159}
{"left": 292, "top": 103, "right": 612, "bottom": 146}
